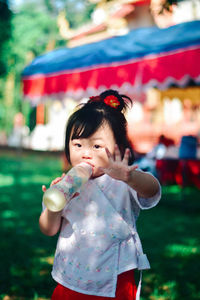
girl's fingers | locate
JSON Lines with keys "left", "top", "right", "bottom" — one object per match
{"left": 50, "top": 177, "right": 61, "bottom": 186}
{"left": 42, "top": 185, "right": 46, "bottom": 192}
{"left": 51, "top": 180, "right": 57, "bottom": 186}
{"left": 122, "top": 148, "right": 130, "bottom": 164}
{"left": 129, "top": 164, "right": 138, "bottom": 172}
{"left": 115, "top": 144, "right": 122, "bottom": 162}
{"left": 105, "top": 147, "right": 113, "bottom": 160}
{"left": 42, "top": 173, "right": 65, "bottom": 192}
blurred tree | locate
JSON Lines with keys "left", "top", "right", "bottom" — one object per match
{"left": 0, "top": 0, "right": 95, "bottom": 136}
{"left": 0, "top": 0, "right": 12, "bottom": 76}
{"left": 159, "top": 0, "right": 177, "bottom": 14}
{"left": 0, "top": 1, "right": 61, "bottom": 134}
{"left": 43, "top": 0, "right": 95, "bottom": 28}
{"left": 64, "top": 0, "right": 95, "bottom": 28}
{"left": 0, "top": 0, "right": 12, "bottom": 135}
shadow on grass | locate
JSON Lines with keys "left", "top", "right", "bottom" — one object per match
{"left": 0, "top": 152, "right": 62, "bottom": 299}
{"left": 0, "top": 151, "right": 200, "bottom": 300}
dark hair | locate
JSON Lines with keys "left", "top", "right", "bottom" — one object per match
{"left": 65, "top": 89, "right": 134, "bottom": 164}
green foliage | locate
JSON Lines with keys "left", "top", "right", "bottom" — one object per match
{"left": 0, "top": 1, "right": 12, "bottom": 76}
{"left": 0, "top": 0, "right": 95, "bottom": 136}
{"left": 6, "top": 8, "right": 58, "bottom": 74}
{"left": 0, "top": 1, "right": 61, "bottom": 134}
{"left": 42, "top": 0, "right": 96, "bottom": 27}
{"left": 65, "top": 0, "right": 96, "bottom": 29}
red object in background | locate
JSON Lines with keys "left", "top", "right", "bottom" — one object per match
{"left": 175, "top": 160, "right": 200, "bottom": 188}
{"left": 156, "top": 159, "right": 200, "bottom": 188}
{"left": 156, "top": 159, "right": 179, "bottom": 184}
{"left": 158, "top": 135, "right": 175, "bottom": 147}
{"left": 36, "top": 104, "right": 45, "bottom": 124}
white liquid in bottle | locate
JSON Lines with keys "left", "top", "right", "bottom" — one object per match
{"left": 43, "top": 163, "right": 93, "bottom": 212}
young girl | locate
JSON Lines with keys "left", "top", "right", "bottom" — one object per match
{"left": 39, "top": 89, "right": 161, "bottom": 300}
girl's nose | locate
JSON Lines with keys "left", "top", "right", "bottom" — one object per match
{"left": 82, "top": 149, "right": 92, "bottom": 159}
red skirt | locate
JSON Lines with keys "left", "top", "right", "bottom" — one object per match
{"left": 51, "top": 269, "right": 137, "bottom": 300}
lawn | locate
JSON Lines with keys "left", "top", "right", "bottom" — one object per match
{"left": 0, "top": 149, "right": 200, "bottom": 300}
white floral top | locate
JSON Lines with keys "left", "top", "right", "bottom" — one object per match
{"left": 51, "top": 173, "right": 161, "bottom": 297}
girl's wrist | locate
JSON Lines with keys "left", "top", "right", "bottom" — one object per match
{"left": 126, "top": 169, "right": 138, "bottom": 186}
{"left": 47, "top": 208, "right": 63, "bottom": 217}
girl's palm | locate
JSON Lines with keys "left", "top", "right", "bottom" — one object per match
{"left": 99, "top": 145, "right": 137, "bottom": 182}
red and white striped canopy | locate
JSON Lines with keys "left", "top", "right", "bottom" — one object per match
{"left": 22, "top": 20, "right": 200, "bottom": 105}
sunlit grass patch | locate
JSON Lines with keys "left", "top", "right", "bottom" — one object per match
{"left": 141, "top": 273, "right": 178, "bottom": 300}
{"left": 1, "top": 210, "right": 18, "bottom": 219}
{"left": 39, "top": 256, "right": 54, "bottom": 265}
{"left": 0, "top": 151, "right": 60, "bottom": 299}
{"left": 149, "top": 280, "right": 178, "bottom": 300}
{"left": 18, "top": 175, "right": 53, "bottom": 185}
{"left": 162, "top": 185, "right": 181, "bottom": 194}
{"left": 2, "top": 295, "right": 49, "bottom": 300}
{"left": 0, "top": 174, "right": 15, "bottom": 187}
{"left": 165, "top": 243, "right": 199, "bottom": 257}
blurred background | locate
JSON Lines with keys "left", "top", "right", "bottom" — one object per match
{"left": 0, "top": 0, "right": 200, "bottom": 299}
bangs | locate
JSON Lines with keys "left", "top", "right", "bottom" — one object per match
{"left": 70, "top": 111, "right": 103, "bottom": 140}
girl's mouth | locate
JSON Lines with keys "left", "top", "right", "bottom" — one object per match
{"left": 84, "top": 162, "right": 94, "bottom": 168}
{"left": 83, "top": 162, "right": 95, "bottom": 173}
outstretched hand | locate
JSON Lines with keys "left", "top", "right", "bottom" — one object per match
{"left": 98, "top": 145, "right": 138, "bottom": 182}
{"left": 42, "top": 173, "right": 66, "bottom": 192}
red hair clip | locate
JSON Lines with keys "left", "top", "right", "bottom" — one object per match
{"left": 103, "top": 95, "right": 120, "bottom": 109}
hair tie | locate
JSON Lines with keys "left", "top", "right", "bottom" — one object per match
{"left": 89, "top": 95, "right": 120, "bottom": 109}
{"left": 103, "top": 95, "right": 120, "bottom": 109}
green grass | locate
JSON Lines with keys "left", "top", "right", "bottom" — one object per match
{"left": 138, "top": 185, "right": 200, "bottom": 300}
{"left": 0, "top": 150, "right": 200, "bottom": 300}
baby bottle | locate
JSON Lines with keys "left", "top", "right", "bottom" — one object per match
{"left": 43, "top": 162, "right": 93, "bottom": 212}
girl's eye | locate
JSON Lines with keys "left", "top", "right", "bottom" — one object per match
{"left": 75, "top": 143, "right": 81, "bottom": 148}
{"left": 94, "top": 144, "right": 101, "bottom": 149}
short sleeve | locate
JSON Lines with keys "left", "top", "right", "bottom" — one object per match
{"left": 128, "top": 172, "right": 161, "bottom": 210}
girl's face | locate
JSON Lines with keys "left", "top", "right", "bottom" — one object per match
{"left": 69, "top": 121, "right": 116, "bottom": 178}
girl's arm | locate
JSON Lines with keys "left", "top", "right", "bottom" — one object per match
{"left": 126, "top": 169, "right": 159, "bottom": 198}
{"left": 39, "top": 209, "right": 62, "bottom": 236}
{"left": 39, "top": 174, "right": 66, "bottom": 236}
{"left": 100, "top": 145, "right": 160, "bottom": 198}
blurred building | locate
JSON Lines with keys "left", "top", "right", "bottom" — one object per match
{"left": 127, "top": 87, "right": 200, "bottom": 153}
{"left": 58, "top": 0, "right": 155, "bottom": 48}
{"left": 151, "top": 0, "right": 200, "bottom": 28}
{"left": 22, "top": 0, "right": 200, "bottom": 153}
{"left": 58, "top": 0, "right": 200, "bottom": 48}
{"left": 56, "top": 0, "right": 200, "bottom": 153}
